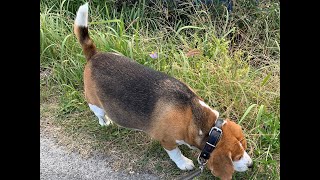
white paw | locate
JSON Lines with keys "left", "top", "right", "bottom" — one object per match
{"left": 105, "top": 120, "right": 111, "bottom": 126}
{"left": 105, "top": 115, "right": 113, "bottom": 125}
{"left": 176, "top": 156, "right": 195, "bottom": 170}
{"left": 164, "top": 147, "right": 195, "bottom": 171}
{"left": 99, "top": 117, "right": 113, "bottom": 126}
{"left": 98, "top": 119, "right": 106, "bottom": 126}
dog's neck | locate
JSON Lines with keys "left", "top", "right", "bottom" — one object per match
{"left": 184, "top": 115, "right": 220, "bottom": 150}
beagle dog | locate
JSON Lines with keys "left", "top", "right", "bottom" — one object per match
{"left": 74, "top": 3, "right": 253, "bottom": 180}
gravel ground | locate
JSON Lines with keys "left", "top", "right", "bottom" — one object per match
{"left": 40, "top": 127, "right": 159, "bottom": 180}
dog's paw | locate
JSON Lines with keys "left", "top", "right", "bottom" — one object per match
{"left": 99, "top": 117, "right": 113, "bottom": 126}
{"left": 176, "top": 156, "right": 195, "bottom": 170}
{"left": 105, "top": 120, "right": 112, "bottom": 126}
{"left": 98, "top": 118, "right": 107, "bottom": 126}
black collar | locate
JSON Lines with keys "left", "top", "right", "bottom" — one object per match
{"left": 198, "top": 118, "right": 224, "bottom": 164}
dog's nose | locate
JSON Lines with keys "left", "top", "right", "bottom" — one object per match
{"left": 248, "top": 162, "right": 254, "bottom": 169}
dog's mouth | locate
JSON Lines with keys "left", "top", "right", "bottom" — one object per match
{"left": 232, "top": 151, "right": 253, "bottom": 172}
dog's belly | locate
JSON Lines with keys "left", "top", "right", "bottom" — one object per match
{"left": 101, "top": 101, "right": 152, "bottom": 131}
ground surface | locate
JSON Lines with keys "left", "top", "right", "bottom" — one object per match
{"left": 40, "top": 119, "right": 159, "bottom": 180}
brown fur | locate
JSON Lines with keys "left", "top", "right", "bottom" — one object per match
{"left": 83, "top": 61, "right": 102, "bottom": 107}
{"left": 74, "top": 25, "right": 97, "bottom": 60}
{"left": 148, "top": 100, "right": 196, "bottom": 150}
{"left": 146, "top": 95, "right": 221, "bottom": 150}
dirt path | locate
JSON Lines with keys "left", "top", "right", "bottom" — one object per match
{"left": 40, "top": 135, "right": 159, "bottom": 180}
{"left": 40, "top": 111, "right": 159, "bottom": 180}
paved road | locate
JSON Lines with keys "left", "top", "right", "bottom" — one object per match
{"left": 40, "top": 135, "right": 159, "bottom": 180}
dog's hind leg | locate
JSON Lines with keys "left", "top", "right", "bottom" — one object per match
{"left": 88, "top": 104, "right": 111, "bottom": 126}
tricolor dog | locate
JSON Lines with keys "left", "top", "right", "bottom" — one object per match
{"left": 74, "top": 3, "right": 253, "bottom": 180}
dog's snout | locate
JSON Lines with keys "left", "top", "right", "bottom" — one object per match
{"left": 248, "top": 161, "right": 253, "bottom": 169}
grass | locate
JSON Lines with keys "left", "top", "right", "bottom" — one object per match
{"left": 40, "top": 0, "right": 280, "bottom": 179}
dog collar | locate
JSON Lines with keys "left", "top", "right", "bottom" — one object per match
{"left": 197, "top": 118, "right": 224, "bottom": 164}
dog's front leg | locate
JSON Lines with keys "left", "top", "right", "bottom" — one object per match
{"left": 162, "top": 141, "right": 195, "bottom": 170}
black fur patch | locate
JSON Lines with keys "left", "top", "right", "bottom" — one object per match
{"left": 78, "top": 26, "right": 89, "bottom": 44}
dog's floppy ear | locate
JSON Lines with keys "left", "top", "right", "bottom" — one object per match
{"left": 207, "top": 150, "right": 234, "bottom": 180}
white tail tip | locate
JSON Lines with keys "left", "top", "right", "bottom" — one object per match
{"left": 75, "top": 2, "right": 89, "bottom": 27}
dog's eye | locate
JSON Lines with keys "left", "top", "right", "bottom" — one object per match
{"left": 235, "top": 155, "right": 243, "bottom": 161}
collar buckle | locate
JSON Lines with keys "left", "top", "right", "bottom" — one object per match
{"left": 209, "top": 126, "right": 222, "bottom": 136}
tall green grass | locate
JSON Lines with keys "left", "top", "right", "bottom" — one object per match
{"left": 40, "top": 0, "right": 279, "bottom": 179}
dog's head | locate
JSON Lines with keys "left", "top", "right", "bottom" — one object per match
{"left": 206, "top": 119, "right": 253, "bottom": 180}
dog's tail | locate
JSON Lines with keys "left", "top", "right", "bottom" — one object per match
{"left": 74, "top": 3, "right": 97, "bottom": 60}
